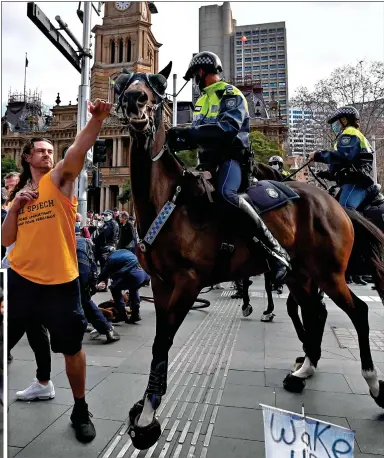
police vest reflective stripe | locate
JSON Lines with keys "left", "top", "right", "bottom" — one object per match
{"left": 192, "top": 81, "right": 248, "bottom": 124}
{"left": 333, "top": 126, "right": 373, "bottom": 152}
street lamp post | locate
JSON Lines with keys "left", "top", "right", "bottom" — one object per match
{"left": 372, "top": 135, "right": 384, "bottom": 185}
{"left": 75, "top": 1, "right": 92, "bottom": 224}
{"left": 172, "top": 74, "right": 177, "bottom": 127}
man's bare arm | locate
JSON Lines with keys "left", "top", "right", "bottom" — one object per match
{"left": 1, "top": 191, "right": 38, "bottom": 247}
{"left": 54, "top": 99, "right": 112, "bottom": 182}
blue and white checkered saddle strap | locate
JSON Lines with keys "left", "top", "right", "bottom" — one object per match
{"left": 143, "top": 201, "right": 176, "bottom": 245}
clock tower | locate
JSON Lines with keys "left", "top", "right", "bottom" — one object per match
{"left": 91, "top": 1, "right": 162, "bottom": 101}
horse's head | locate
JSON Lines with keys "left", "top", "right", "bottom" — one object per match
{"left": 114, "top": 62, "right": 172, "bottom": 133}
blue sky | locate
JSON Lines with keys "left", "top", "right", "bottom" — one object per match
{"left": 1, "top": 1, "right": 384, "bottom": 113}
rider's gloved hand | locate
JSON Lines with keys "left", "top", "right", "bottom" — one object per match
{"left": 167, "top": 127, "right": 191, "bottom": 152}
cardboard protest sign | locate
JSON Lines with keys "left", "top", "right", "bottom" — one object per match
{"left": 261, "top": 404, "right": 354, "bottom": 457}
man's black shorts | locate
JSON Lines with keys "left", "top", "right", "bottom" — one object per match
{"left": 8, "top": 268, "right": 87, "bottom": 355}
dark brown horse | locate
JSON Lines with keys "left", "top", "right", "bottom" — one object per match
{"left": 252, "top": 162, "right": 384, "bottom": 382}
{"left": 114, "top": 63, "right": 384, "bottom": 450}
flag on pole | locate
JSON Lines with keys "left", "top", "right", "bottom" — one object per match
{"left": 25, "top": 55, "right": 29, "bottom": 68}
{"left": 240, "top": 36, "right": 248, "bottom": 43}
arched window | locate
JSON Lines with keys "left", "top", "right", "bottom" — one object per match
{"left": 119, "top": 38, "right": 123, "bottom": 63}
{"left": 110, "top": 40, "right": 115, "bottom": 64}
{"left": 127, "top": 39, "right": 132, "bottom": 62}
{"left": 62, "top": 146, "right": 69, "bottom": 158}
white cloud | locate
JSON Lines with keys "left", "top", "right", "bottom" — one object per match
{"left": 1, "top": 1, "right": 383, "bottom": 109}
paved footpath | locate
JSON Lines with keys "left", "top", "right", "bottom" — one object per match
{"left": 8, "top": 279, "right": 384, "bottom": 457}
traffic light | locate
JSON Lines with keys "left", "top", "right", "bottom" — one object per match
{"left": 93, "top": 139, "right": 107, "bottom": 164}
{"left": 91, "top": 169, "right": 103, "bottom": 188}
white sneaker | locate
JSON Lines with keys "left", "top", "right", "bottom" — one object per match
{"left": 90, "top": 329, "right": 101, "bottom": 340}
{"left": 86, "top": 323, "right": 95, "bottom": 332}
{"left": 16, "top": 378, "right": 55, "bottom": 401}
{"left": 212, "top": 283, "right": 224, "bottom": 290}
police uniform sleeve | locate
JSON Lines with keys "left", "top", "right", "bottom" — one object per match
{"left": 188, "top": 88, "right": 248, "bottom": 149}
{"left": 98, "top": 259, "right": 110, "bottom": 283}
{"left": 314, "top": 134, "right": 361, "bottom": 165}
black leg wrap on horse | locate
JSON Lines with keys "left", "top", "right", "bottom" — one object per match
{"left": 370, "top": 380, "right": 384, "bottom": 408}
{"left": 146, "top": 361, "right": 168, "bottom": 397}
{"left": 283, "top": 373, "right": 306, "bottom": 393}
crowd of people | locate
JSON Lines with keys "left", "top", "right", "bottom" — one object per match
{"left": 0, "top": 51, "right": 378, "bottom": 448}
{"left": 1, "top": 99, "right": 154, "bottom": 444}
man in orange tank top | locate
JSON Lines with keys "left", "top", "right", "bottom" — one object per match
{"left": 2, "top": 99, "right": 112, "bottom": 443}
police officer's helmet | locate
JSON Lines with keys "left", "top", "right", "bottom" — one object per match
{"left": 327, "top": 106, "right": 360, "bottom": 125}
{"left": 184, "top": 52, "right": 223, "bottom": 81}
{"left": 268, "top": 156, "right": 284, "bottom": 165}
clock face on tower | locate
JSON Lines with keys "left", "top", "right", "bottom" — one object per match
{"left": 142, "top": 4, "right": 148, "bottom": 20}
{"left": 115, "top": 2, "right": 131, "bottom": 11}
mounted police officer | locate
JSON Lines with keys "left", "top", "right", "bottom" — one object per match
{"left": 268, "top": 155, "right": 290, "bottom": 178}
{"left": 309, "top": 106, "right": 374, "bottom": 210}
{"left": 166, "top": 51, "right": 290, "bottom": 283}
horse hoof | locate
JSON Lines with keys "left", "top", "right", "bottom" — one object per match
{"left": 370, "top": 380, "right": 384, "bottom": 408}
{"left": 128, "top": 415, "right": 161, "bottom": 450}
{"left": 129, "top": 399, "right": 144, "bottom": 425}
{"left": 261, "top": 312, "right": 275, "bottom": 322}
{"left": 283, "top": 373, "right": 306, "bottom": 393}
{"left": 242, "top": 305, "right": 253, "bottom": 317}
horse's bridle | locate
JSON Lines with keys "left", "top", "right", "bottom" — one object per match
{"left": 116, "top": 72, "right": 168, "bottom": 162}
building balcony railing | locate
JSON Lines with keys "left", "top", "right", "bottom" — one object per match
{"left": 87, "top": 166, "right": 130, "bottom": 176}
{"left": 100, "top": 166, "right": 130, "bottom": 175}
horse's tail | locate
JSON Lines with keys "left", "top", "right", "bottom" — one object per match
{"left": 345, "top": 208, "right": 384, "bottom": 302}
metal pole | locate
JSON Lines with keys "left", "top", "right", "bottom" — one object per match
{"left": 24, "top": 53, "right": 27, "bottom": 101}
{"left": 172, "top": 73, "right": 177, "bottom": 127}
{"left": 75, "top": 1, "right": 92, "bottom": 225}
{"left": 372, "top": 135, "right": 378, "bottom": 185}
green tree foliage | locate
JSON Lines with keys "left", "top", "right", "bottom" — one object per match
{"left": 177, "top": 149, "right": 198, "bottom": 169}
{"left": 291, "top": 60, "right": 384, "bottom": 144}
{"left": 1, "top": 156, "right": 19, "bottom": 183}
{"left": 118, "top": 178, "right": 131, "bottom": 204}
{"left": 249, "top": 130, "right": 284, "bottom": 164}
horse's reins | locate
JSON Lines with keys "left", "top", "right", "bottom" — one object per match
{"left": 280, "top": 156, "right": 331, "bottom": 191}
{"left": 281, "top": 158, "right": 312, "bottom": 182}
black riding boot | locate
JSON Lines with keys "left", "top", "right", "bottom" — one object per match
{"left": 238, "top": 196, "right": 290, "bottom": 283}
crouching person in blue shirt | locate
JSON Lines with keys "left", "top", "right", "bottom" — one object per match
{"left": 97, "top": 247, "right": 150, "bottom": 323}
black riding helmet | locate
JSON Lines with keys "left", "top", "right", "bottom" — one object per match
{"left": 184, "top": 51, "right": 223, "bottom": 81}
{"left": 327, "top": 106, "right": 360, "bottom": 125}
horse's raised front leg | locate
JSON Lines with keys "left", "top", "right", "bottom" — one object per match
{"left": 261, "top": 272, "right": 275, "bottom": 322}
{"left": 128, "top": 270, "right": 201, "bottom": 450}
